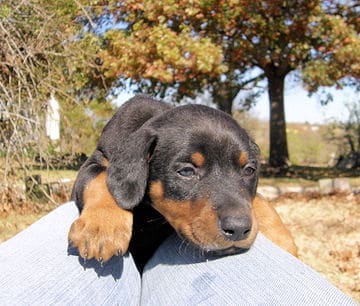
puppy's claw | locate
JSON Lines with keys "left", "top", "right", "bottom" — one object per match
{"left": 98, "top": 257, "right": 104, "bottom": 267}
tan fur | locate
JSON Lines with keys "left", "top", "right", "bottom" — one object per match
{"left": 68, "top": 172, "right": 133, "bottom": 262}
{"left": 191, "top": 152, "right": 205, "bottom": 167}
{"left": 102, "top": 158, "right": 109, "bottom": 167}
{"left": 253, "top": 195, "right": 298, "bottom": 257}
{"left": 239, "top": 151, "right": 248, "bottom": 167}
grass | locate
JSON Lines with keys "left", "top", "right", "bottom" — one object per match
{"left": 259, "top": 164, "right": 360, "bottom": 188}
{"left": 29, "top": 169, "right": 77, "bottom": 183}
{"left": 0, "top": 211, "right": 48, "bottom": 243}
{"left": 259, "top": 176, "right": 360, "bottom": 188}
{"left": 274, "top": 193, "right": 360, "bottom": 303}
{"left": 0, "top": 169, "right": 74, "bottom": 243}
{"left": 0, "top": 202, "right": 59, "bottom": 243}
{"left": 259, "top": 177, "right": 317, "bottom": 187}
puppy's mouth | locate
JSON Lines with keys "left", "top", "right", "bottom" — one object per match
{"left": 179, "top": 229, "right": 250, "bottom": 256}
{"left": 205, "top": 246, "right": 249, "bottom": 256}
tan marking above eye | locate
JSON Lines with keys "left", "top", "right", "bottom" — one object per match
{"left": 149, "top": 179, "right": 165, "bottom": 199}
{"left": 239, "top": 151, "right": 248, "bottom": 167}
{"left": 191, "top": 151, "right": 205, "bottom": 167}
{"left": 102, "top": 158, "right": 109, "bottom": 168}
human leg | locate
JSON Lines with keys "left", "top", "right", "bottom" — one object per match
{"left": 141, "top": 234, "right": 356, "bottom": 305}
{"left": 0, "top": 202, "right": 141, "bottom": 305}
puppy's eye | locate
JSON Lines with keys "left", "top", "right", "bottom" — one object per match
{"left": 243, "top": 166, "right": 255, "bottom": 176}
{"left": 178, "top": 167, "right": 196, "bottom": 177}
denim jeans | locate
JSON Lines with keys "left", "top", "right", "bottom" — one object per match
{"left": 0, "top": 202, "right": 355, "bottom": 305}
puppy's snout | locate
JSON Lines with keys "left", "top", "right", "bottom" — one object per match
{"left": 220, "top": 216, "right": 252, "bottom": 241}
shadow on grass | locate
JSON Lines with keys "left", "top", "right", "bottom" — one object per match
{"left": 260, "top": 164, "right": 360, "bottom": 181}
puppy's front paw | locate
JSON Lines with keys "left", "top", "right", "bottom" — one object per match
{"left": 68, "top": 206, "right": 133, "bottom": 262}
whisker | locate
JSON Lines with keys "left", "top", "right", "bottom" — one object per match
{"left": 145, "top": 217, "right": 165, "bottom": 223}
{"left": 177, "top": 238, "right": 187, "bottom": 255}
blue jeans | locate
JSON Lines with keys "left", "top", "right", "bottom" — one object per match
{"left": 0, "top": 202, "right": 355, "bottom": 305}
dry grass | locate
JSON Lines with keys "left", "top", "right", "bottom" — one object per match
{"left": 0, "top": 210, "right": 49, "bottom": 243}
{"left": 273, "top": 193, "right": 360, "bottom": 303}
{"left": 0, "top": 202, "right": 60, "bottom": 243}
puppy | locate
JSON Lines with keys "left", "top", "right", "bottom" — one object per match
{"left": 69, "top": 96, "right": 297, "bottom": 270}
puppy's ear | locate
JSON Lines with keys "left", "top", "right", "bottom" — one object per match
{"left": 106, "top": 128, "right": 157, "bottom": 209}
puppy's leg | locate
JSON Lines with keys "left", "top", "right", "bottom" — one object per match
{"left": 253, "top": 195, "right": 298, "bottom": 257}
{"left": 68, "top": 172, "right": 133, "bottom": 262}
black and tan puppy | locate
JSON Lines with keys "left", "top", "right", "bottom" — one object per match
{"left": 69, "top": 96, "right": 296, "bottom": 270}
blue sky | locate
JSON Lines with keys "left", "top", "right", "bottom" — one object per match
{"left": 115, "top": 85, "right": 358, "bottom": 124}
{"left": 252, "top": 85, "right": 358, "bottom": 124}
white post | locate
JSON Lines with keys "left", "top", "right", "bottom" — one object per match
{"left": 46, "top": 94, "right": 60, "bottom": 141}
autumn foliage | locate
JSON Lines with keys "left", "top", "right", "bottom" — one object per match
{"left": 94, "top": 1, "right": 359, "bottom": 89}
{"left": 82, "top": 0, "right": 360, "bottom": 167}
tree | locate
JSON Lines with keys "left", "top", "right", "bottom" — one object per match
{"left": 80, "top": 0, "right": 360, "bottom": 167}
{"left": 327, "top": 100, "right": 360, "bottom": 169}
{"left": 0, "top": 0, "right": 110, "bottom": 189}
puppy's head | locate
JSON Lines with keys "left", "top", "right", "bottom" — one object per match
{"left": 147, "top": 105, "right": 260, "bottom": 254}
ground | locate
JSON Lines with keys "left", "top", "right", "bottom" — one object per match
{"left": 273, "top": 193, "right": 360, "bottom": 303}
{"left": 0, "top": 192, "right": 359, "bottom": 303}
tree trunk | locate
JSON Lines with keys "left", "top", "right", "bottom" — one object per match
{"left": 212, "top": 81, "right": 239, "bottom": 115}
{"left": 267, "top": 74, "right": 289, "bottom": 167}
{"left": 217, "top": 98, "right": 233, "bottom": 114}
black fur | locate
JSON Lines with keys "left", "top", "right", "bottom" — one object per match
{"left": 71, "top": 95, "right": 260, "bottom": 269}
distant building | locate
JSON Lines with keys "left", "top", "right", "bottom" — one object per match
{"left": 46, "top": 94, "right": 60, "bottom": 141}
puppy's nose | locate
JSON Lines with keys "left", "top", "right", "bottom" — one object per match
{"left": 220, "top": 216, "right": 252, "bottom": 241}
